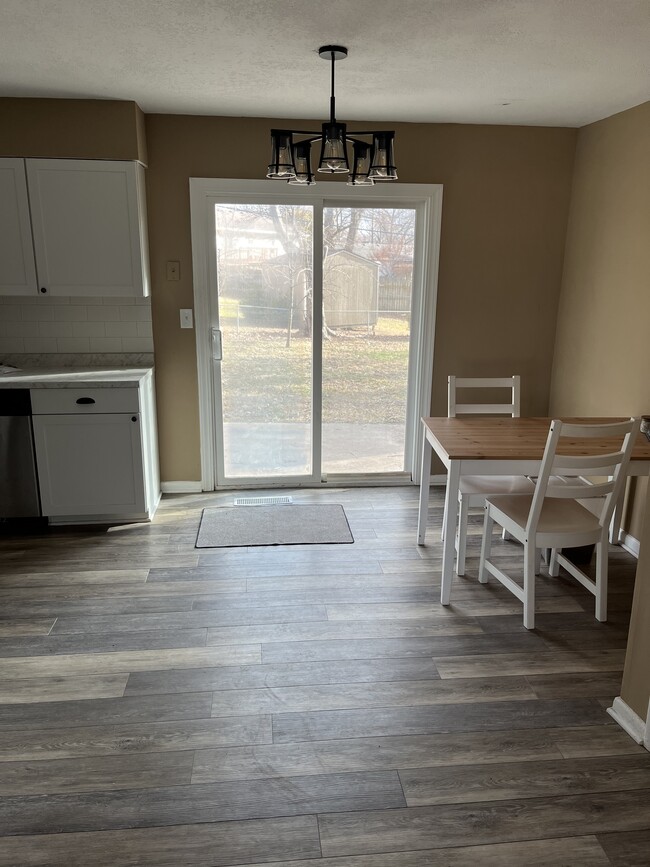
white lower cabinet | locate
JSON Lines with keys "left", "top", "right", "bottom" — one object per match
{"left": 33, "top": 413, "right": 146, "bottom": 517}
{"left": 31, "top": 378, "right": 160, "bottom": 522}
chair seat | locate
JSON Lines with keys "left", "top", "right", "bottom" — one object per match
{"left": 459, "top": 475, "right": 535, "bottom": 496}
{"left": 486, "top": 493, "right": 602, "bottom": 544}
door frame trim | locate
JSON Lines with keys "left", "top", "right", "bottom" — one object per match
{"left": 189, "top": 178, "right": 443, "bottom": 491}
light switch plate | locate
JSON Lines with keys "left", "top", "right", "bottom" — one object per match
{"left": 180, "top": 308, "right": 193, "bottom": 329}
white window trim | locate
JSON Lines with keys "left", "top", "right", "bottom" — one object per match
{"left": 189, "top": 178, "right": 442, "bottom": 491}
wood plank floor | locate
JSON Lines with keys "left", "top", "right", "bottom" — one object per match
{"left": 0, "top": 486, "right": 647, "bottom": 866}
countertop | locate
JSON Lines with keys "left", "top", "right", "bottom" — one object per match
{"left": 0, "top": 367, "right": 153, "bottom": 389}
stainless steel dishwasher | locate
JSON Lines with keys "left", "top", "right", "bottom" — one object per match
{"left": 0, "top": 389, "right": 42, "bottom": 517}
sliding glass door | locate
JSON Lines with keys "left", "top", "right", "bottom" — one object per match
{"left": 189, "top": 179, "right": 440, "bottom": 490}
{"left": 322, "top": 206, "right": 416, "bottom": 475}
{"left": 214, "top": 202, "right": 314, "bottom": 480}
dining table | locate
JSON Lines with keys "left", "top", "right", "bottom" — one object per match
{"left": 417, "top": 416, "right": 650, "bottom": 606}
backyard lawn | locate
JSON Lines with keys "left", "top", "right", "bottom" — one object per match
{"left": 220, "top": 315, "right": 410, "bottom": 425}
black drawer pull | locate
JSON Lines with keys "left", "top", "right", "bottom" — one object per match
{"left": 76, "top": 397, "right": 96, "bottom": 405}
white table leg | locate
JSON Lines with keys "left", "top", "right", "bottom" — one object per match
{"left": 440, "top": 460, "right": 461, "bottom": 605}
{"left": 417, "top": 432, "right": 432, "bottom": 545}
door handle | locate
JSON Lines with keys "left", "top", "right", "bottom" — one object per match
{"left": 211, "top": 328, "right": 223, "bottom": 361}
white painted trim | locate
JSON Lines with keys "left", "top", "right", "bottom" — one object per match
{"left": 430, "top": 474, "right": 447, "bottom": 485}
{"left": 619, "top": 531, "right": 640, "bottom": 558}
{"left": 607, "top": 696, "right": 647, "bottom": 746}
{"left": 189, "top": 178, "right": 442, "bottom": 491}
{"left": 161, "top": 481, "right": 203, "bottom": 494}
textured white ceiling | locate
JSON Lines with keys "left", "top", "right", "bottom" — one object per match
{"left": 1, "top": 0, "right": 649, "bottom": 127}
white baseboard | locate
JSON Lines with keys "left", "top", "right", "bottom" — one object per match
{"left": 607, "top": 696, "right": 648, "bottom": 747}
{"left": 161, "top": 481, "right": 203, "bottom": 494}
{"left": 619, "top": 531, "right": 640, "bottom": 558}
{"left": 430, "top": 474, "right": 447, "bottom": 485}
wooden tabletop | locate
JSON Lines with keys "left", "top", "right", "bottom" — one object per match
{"left": 422, "top": 417, "right": 650, "bottom": 461}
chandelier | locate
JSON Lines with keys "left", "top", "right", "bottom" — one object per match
{"left": 266, "top": 45, "right": 398, "bottom": 186}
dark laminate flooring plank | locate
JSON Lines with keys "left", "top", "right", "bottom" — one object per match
{"left": 476, "top": 610, "right": 631, "bottom": 633}
{"left": 0, "top": 815, "right": 321, "bottom": 867}
{"left": 526, "top": 671, "right": 624, "bottom": 699}
{"left": 325, "top": 602, "right": 481, "bottom": 621}
{"left": 0, "top": 750, "right": 195, "bottom": 795}
{"left": 0, "top": 628, "right": 209, "bottom": 657}
{"left": 0, "top": 691, "right": 214, "bottom": 731}
{"left": 196, "top": 587, "right": 445, "bottom": 608}
{"left": 0, "top": 715, "right": 272, "bottom": 761}
{"left": 0, "top": 555, "right": 200, "bottom": 572}
{"left": 318, "top": 790, "right": 650, "bottom": 857}
{"left": 208, "top": 621, "right": 503, "bottom": 646}
{"left": 272, "top": 698, "right": 612, "bottom": 743}
{"left": 0, "top": 580, "right": 245, "bottom": 601}
{"left": 260, "top": 633, "right": 545, "bottom": 664}
{"left": 399, "top": 753, "right": 650, "bottom": 806}
{"left": 0, "top": 674, "right": 128, "bottom": 705}
{"left": 0, "top": 569, "right": 150, "bottom": 587}
{"left": 539, "top": 629, "right": 629, "bottom": 650}
{"left": 192, "top": 728, "right": 567, "bottom": 784}
{"left": 214, "top": 836, "right": 611, "bottom": 866}
{"left": 50, "top": 604, "right": 328, "bottom": 634}
{"left": 0, "top": 645, "right": 261, "bottom": 680}
{"left": 0, "top": 596, "right": 200, "bottom": 617}
{"left": 210, "top": 677, "right": 536, "bottom": 717}
{"left": 0, "top": 618, "right": 56, "bottom": 637}
{"left": 195, "top": 558, "right": 385, "bottom": 575}
{"left": 244, "top": 572, "right": 443, "bottom": 592}
{"left": 0, "top": 770, "right": 406, "bottom": 835}
{"left": 597, "top": 828, "right": 650, "bottom": 866}
{"left": 434, "top": 648, "right": 626, "bottom": 679}
{"left": 552, "top": 725, "right": 647, "bottom": 758}
{"left": 125, "top": 657, "right": 441, "bottom": 696}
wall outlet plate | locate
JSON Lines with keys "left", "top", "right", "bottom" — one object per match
{"left": 180, "top": 309, "right": 193, "bottom": 329}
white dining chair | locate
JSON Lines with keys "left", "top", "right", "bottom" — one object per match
{"left": 478, "top": 417, "right": 640, "bottom": 629}
{"left": 445, "top": 375, "right": 535, "bottom": 575}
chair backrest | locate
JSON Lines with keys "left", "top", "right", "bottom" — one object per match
{"left": 448, "top": 375, "right": 520, "bottom": 418}
{"left": 526, "top": 417, "right": 640, "bottom": 536}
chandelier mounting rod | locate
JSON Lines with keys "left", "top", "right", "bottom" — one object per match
{"left": 319, "top": 45, "right": 348, "bottom": 125}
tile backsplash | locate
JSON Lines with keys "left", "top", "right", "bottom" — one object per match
{"left": 0, "top": 295, "right": 153, "bottom": 356}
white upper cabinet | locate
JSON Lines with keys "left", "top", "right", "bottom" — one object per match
{"left": 26, "top": 159, "right": 150, "bottom": 297}
{"left": 0, "top": 158, "right": 150, "bottom": 297}
{"left": 0, "top": 158, "right": 39, "bottom": 295}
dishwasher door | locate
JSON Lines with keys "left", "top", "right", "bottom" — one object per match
{"left": 0, "top": 391, "right": 41, "bottom": 518}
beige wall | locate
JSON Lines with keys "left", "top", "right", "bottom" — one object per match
{"left": 549, "top": 100, "right": 650, "bottom": 721}
{"left": 0, "top": 98, "right": 146, "bottom": 162}
{"left": 145, "top": 114, "right": 576, "bottom": 480}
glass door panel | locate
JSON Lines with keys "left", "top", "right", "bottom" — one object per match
{"left": 322, "top": 206, "right": 416, "bottom": 474}
{"left": 214, "top": 203, "right": 313, "bottom": 479}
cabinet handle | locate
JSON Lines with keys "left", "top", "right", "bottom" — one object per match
{"left": 76, "top": 397, "right": 95, "bottom": 405}
{"left": 40, "top": 287, "right": 47, "bottom": 294}
{"left": 131, "top": 416, "right": 138, "bottom": 422}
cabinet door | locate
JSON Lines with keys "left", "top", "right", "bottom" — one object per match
{"left": 33, "top": 413, "right": 146, "bottom": 517}
{"left": 26, "top": 159, "right": 149, "bottom": 297}
{"left": 0, "top": 158, "right": 38, "bottom": 295}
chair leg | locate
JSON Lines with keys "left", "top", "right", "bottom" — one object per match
{"left": 456, "top": 495, "right": 470, "bottom": 576}
{"left": 441, "top": 493, "right": 448, "bottom": 542}
{"left": 478, "top": 507, "right": 493, "bottom": 584}
{"left": 523, "top": 542, "right": 536, "bottom": 630}
{"left": 502, "top": 529, "right": 512, "bottom": 541}
{"left": 595, "top": 535, "right": 608, "bottom": 622}
{"left": 549, "top": 549, "right": 560, "bottom": 577}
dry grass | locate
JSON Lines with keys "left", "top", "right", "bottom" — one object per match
{"left": 220, "top": 316, "right": 410, "bottom": 424}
